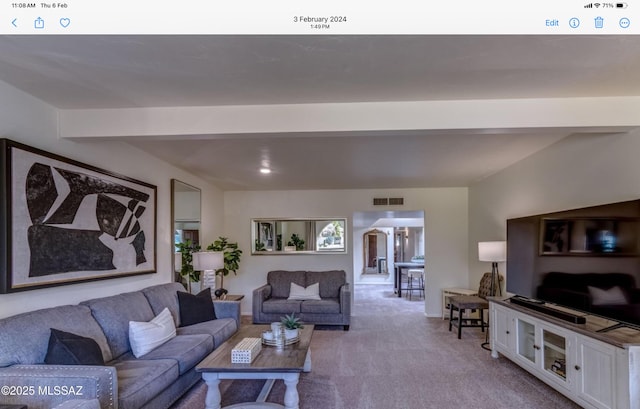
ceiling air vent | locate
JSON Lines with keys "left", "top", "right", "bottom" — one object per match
{"left": 389, "top": 197, "right": 404, "bottom": 206}
{"left": 373, "top": 198, "right": 389, "bottom": 206}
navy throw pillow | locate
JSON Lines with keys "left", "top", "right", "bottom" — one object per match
{"left": 178, "top": 287, "right": 216, "bottom": 327}
{"left": 44, "top": 328, "right": 105, "bottom": 365}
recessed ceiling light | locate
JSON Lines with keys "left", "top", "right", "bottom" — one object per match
{"left": 260, "top": 168, "right": 271, "bottom": 174}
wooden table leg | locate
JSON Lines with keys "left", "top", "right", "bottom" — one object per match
{"left": 201, "top": 372, "right": 222, "bottom": 409}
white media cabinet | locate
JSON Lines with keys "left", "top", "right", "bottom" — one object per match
{"left": 489, "top": 298, "right": 640, "bottom": 409}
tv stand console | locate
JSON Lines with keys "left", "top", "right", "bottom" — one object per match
{"left": 489, "top": 298, "right": 640, "bottom": 409}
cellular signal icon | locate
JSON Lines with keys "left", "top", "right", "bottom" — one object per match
{"left": 584, "top": 3, "right": 593, "bottom": 8}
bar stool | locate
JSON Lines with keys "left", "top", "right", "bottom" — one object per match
{"left": 406, "top": 268, "right": 425, "bottom": 300}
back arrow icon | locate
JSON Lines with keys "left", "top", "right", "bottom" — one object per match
{"left": 11, "top": 18, "right": 17, "bottom": 27}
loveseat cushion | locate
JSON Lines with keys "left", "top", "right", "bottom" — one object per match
{"left": 81, "top": 291, "right": 155, "bottom": 359}
{"left": 268, "top": 270, "right": 306, "bottom": 298}
{"left": 177, "top": 318, "right": 238, "bottom": 349}
{"left": 110, "top": 357, "right": 179, "bottom": 409}
{"left": 141, "top": 282, "right": 185, "bottom": 326}
{"left": 262, "top": 298, "right": 301, "bottom": 314}
{"left": 300, "top": 298, "right": 341, "bottom": 314}
{"left": 0, "top": 305, "right": 112, "bottom": 366}
{"left": 140, "top": 334, "right": 212, "bottom": 375}
{"left": 306, "top": 270, "right": 346, "bottom": 298}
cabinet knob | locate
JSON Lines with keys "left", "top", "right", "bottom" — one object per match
{"left": 506, "top": 331, "right": 510, "bottom": 334}
{"left": 533, "top": 345, "right": 540, "bottom": 350}
{"left": 575, "top": 365, "right": 580, "bottom": 371}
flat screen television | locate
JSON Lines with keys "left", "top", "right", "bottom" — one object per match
{"left": 506, "top": 199, "right": 640, "bottom": 330}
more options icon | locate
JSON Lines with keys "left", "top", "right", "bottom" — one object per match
{"left": 619, "top": 18, "right": 631, "bottom": 28}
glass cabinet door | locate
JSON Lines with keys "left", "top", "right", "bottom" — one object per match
{"left": 542, "top": 329, "right": 567, "bottom": 381}
{"left": 516, "top": 319, "right": 536, "bottom": 363}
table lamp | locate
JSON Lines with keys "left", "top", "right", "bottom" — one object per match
{"left": 193, "top": 251, "right": 224, "bottom": 292}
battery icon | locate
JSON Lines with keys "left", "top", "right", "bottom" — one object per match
{"left": 616, "top": 2, "right": 627, "bottom": 8}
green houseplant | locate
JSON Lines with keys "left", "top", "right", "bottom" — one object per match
{"left": 176, "top": 239, "right": 201, "bottom": 292}
{"left": 281, "top": 312, "right": 304, "bottom": 339}
{"left": 287, "top": 233, "right": 305, "bottom": 251}
{"left": 206, "top": 236, "right": 243, "bottom": 290}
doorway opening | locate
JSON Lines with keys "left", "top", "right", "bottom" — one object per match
{"left": 352, "top": 210, "right": 425, "bottom": 289}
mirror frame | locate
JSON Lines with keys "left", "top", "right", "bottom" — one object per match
{"left": 251, "top": 218, "right": 348, "bottom": 255}
{"left": 362, "top": 229, "right": 389, "bottom": 274}
{"left": 171, "top": 179, "right": 202, "bottom": 282}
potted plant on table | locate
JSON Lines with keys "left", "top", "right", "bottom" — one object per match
{"left": 281, "top": 313, "right": 304, "bottom": 339}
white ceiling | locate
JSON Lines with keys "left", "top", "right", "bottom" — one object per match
{"left": 1, "top": 35, "right": 639, "bottom": 190}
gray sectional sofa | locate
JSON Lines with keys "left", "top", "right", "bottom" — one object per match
{"left": 252, "top": 270, "right": 351, "bottom": 330}
{"left": 0, "top": 282, "right": 240, "bottom": 409}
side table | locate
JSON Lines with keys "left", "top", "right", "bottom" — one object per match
{"left": 442, "top": 288, "right": 478, "bottom": 319}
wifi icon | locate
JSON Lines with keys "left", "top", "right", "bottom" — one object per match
{"left": 595, "top": 2, "right": 601, "bottom": 7}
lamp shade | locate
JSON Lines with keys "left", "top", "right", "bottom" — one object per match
{"left": 478, "top": 241, "right": 506, "bottom": 262}
{"left": 193, "top": 251, "right": 224, "bottom": 271}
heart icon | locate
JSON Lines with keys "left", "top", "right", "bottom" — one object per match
{"left": 59, "top": 18, "right": 70, "bottom": 28}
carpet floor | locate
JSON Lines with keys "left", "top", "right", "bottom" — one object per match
{"left": 171, "top": 284, "right": 582, "bottom": 409}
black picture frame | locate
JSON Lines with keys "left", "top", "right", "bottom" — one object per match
{"left": 0, "top": 139, "right": 157, "bottom": 293}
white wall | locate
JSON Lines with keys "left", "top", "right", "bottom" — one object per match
{"left": 468, "top": 132, "right": 640, "bottom": 288}
{"left": 0, "top": 80, "right": 224, "bottom": 318}
{"left": 223, "top": 188, "right": 468, "bottom": 317}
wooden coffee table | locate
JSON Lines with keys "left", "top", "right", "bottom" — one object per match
{"left": 196, "top": 324, "right": 314, "bottom": 409}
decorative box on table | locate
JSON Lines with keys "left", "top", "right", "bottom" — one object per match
{"left": 231, "top": 337, "right": 262, "bottom": 363}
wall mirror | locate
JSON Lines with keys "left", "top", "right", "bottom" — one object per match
{"left": 251, "top": 218, "right": 347, "bottom": 255}
{"left": 171, "top": 179, "right": 201, "bottom": 281}
{"left": 363, "top": 229, "right": 388, "bottom": 274}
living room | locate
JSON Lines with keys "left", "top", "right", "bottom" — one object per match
{"left": 1, "top": 34, "right": 640, "bottom": 408}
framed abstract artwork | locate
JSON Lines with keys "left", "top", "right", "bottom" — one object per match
{"left": 0, "top": 139, "right": 157, "bottom": 292}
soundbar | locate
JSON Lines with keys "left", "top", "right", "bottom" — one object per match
{"left": 509, "top": 296, "right": 587, "bottom": 324}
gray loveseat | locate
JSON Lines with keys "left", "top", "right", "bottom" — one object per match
{"left": 0, "top": 282, "right": 239, "bottom": 409}
{"left": 252, "top": 270, "right": 351, "bottom": 330}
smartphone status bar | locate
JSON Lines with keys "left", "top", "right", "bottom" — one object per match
{"left": 2, "top": 0, "right": 637, "bottom": 34}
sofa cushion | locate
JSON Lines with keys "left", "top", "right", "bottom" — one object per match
{"left": 177, "top": 317, "right": 237, "bottom": 349}
{"left": 300, "top": 298, "right": 341, "bottom": 314}
{"left": 0, "top": 304, "right": 112, "bottom": 366}
{"left": 141, "top": 334, "right": 212, "bottom": 375}
{"left": 177, "top": 288, "right": 216, "bottom": 326}
{"left": 288, "top": 282, "right": 321, "bottom": 300}
{"left": 81, "top": 291, "right": 155, "bottom": 359}
{"left": 268, "top": 270, "right": 306, "bottom": 298}
{"left": 129, "top": 308, "right": 177, "bottom": 358}
{"left": 110, "top": 357, "right": 179, "bottom": 409}
{"left": 262, "top": 298, "right": 301, "bottom": 314}
{"left": 588, "top": 285, "right": 629, "bottom": 305}
{"left": 141, "top": 282, "right": 185, "bottom": 326}
{"left": 306, "top": 270, "right": 345, "bottom": 298}
{"left": 45, "top": 329, "right": 105, "bottom": 366}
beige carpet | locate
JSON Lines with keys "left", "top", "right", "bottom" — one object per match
{"left": 171, "top": 285, "right": 581, "bottom": 409}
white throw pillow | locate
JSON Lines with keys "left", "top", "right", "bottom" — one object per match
{"left": 129, "top": 307, "right": 177, "bottom": 358}
{"left": 588, "top": 286, "right": 628, "bottom": 306}
{"left": 288, "top": 282, "right": 321, "bottom": 301}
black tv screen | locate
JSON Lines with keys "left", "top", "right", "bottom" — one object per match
{"left": 506, "top": 199, "right": 640, "bottom": 327}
